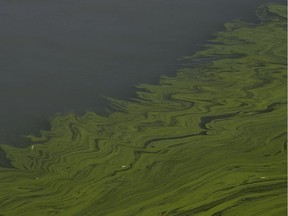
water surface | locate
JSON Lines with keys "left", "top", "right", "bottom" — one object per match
{"left": 0, "top": 0, "right": 285, "bottom": 145}
{"left": 0, "top": 4, "right": 286, "bottom": 214}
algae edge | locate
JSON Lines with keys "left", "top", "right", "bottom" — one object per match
{"left": 0, "top": 4, "right": 286, "bottom": 216}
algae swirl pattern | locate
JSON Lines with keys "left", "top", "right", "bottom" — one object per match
{"left": 0, "top": 4, "right": 286, "bottom": 216}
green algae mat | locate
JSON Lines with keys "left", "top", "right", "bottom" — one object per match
{"left": 0, "top": 4, "right": 287, "bottom": 216}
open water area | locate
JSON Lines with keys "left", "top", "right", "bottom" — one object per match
{"left": 0, "top": 0, "right": 286, "bottom": 146}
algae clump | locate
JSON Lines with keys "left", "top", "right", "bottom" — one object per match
{"left": 0, "top": 3, "right": 286, "bottom": 216}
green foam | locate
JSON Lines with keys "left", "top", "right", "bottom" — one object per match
{"left": 0, "top": 3, "right": 286, "bottom": 216}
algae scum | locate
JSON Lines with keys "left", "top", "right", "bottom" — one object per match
{"left": 0, "top": 4, "right": 287, "bottom": 216}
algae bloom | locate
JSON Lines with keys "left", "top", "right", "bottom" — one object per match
{"left": 0, "top": 3, "right": 287, "bottom": 216}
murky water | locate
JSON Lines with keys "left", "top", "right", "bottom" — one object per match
{"left": 0, "top": 0, "right": 285, "bottom": 146}
{"left": 0, "top": 3, "right": 286, "bottom": 213}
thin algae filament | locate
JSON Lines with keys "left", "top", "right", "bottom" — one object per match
{"left": 0, "top": 4, "right": 286, "bottom": 216}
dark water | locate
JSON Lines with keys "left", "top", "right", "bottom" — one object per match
{"left": 0, "top": 0, "right": 285, "bottom": 146}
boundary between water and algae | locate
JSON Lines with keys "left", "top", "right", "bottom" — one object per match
{"left": 0, "top": 3, "right": 287, "bottom": 216}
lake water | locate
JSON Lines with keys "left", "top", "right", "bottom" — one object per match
{"left": 0, "top": 0, "right": 285, "bottom": 146}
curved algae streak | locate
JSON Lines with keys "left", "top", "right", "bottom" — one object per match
{"left": 0, "top": 4, "right": 286, "bottom": 216}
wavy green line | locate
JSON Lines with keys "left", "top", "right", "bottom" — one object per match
{"left": 0, "top": 3, "right": 286, "bottom": 216}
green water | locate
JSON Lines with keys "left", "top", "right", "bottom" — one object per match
{"left": 0, "top": 3, "right": 287, "bottom": 216}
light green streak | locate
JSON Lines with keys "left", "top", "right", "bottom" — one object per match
{"left": 0, "top": 4, "right": 286, "bottom": 216}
